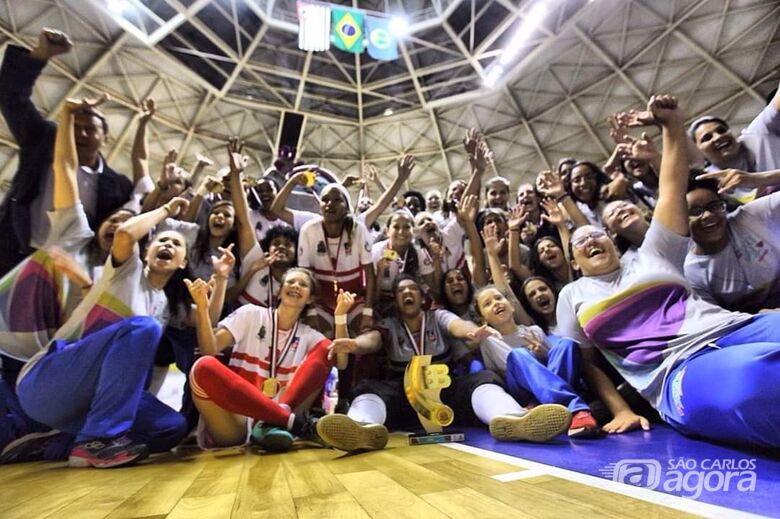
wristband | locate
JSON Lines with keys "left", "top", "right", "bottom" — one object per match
{"left": 362, "top": 308, "right": 374, "bottom": 317}
{"left": 162, "top": 203, "right": 174, "bottom": 217}
{"left": 334, "top": 314, "right": 348, "bottom": 326}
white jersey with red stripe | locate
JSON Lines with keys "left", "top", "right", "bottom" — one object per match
{"left": 218, "top": 305, "right": 329, "bottom": 393}
{"left": 298, "top": 216, "right": 372, "bottom": 312}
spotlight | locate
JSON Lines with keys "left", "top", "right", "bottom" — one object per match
{"left": 483, "top": 65, "right": 505, "bottom": 88}
{"left": 383, "top": 108, "right": 394, "bottom": 116}
{"left": 390, "top": 16, "right": 409, "bottom": 36}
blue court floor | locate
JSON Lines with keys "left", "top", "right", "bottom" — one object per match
{"left": 457, "top": 424, "right": 780, "bottom": 517}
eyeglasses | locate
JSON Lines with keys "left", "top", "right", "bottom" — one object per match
{"left": 571, "top": 230, "right": 608, "bottom": 249}
{"left": 688, "top": 200, "right": 727, "bottom": 218}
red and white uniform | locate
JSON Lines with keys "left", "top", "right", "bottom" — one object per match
{"left": 297, "top": 217, "right": 372, "bottom": 322}
{"left": 219, "top": 305, "right": 329, "bottom": 394}
{"left": 237, "top": 243, "right": 281, "bottom": 307}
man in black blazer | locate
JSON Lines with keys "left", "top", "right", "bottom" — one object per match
{"left": 0, "top": 28, "right": 132, "bottom": 276}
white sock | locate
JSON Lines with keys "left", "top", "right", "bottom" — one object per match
{"left": 471, "top": 384, "right": 525, "bottom": 425}
{"left": 347, "top": 394, "right": 387, "bottom": 425}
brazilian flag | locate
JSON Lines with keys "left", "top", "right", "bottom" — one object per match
{"left": 332, "top": 8, "right": 364, "bottom": 53}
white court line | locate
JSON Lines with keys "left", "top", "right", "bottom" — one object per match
{"left": 444, "top": 443, "right": 767, "bottom": 519}
{"left": 492, "top": 469, "right": 548, "bottom": 482}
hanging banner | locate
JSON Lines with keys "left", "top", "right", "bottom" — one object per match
{"left": 365, "top": 15, "right": 398, "bottom": 60}
{"left": 331, "top": 7, "right": 365, "bottom": 53}
{"left": 297, "top": 2, "right": 331, "bottom": 52}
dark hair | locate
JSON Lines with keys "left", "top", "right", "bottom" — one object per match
{"left": 76, "top": 106, "right": 109, "bottom": 135}
{"left": 89, "top": 208, "right": 137, "bottom": 265}
{"left": 473, "top": 284, "right": 510, "bottom": 320}
{"left": 439, "top": 268, "right": 474, "bottom": 313}
{"left": 386, "top": 212, "right": 420, "bottom": 278}
{"left": 260, "top": 225, "right": 299, "bottom": 265}
{"left": 194, "top": 201, "right": 237, "bottom": 266}
{"left": 566, "top": 161, "right": 610, "bottom": 204}
{"left": 402, "top": 190, "right": 426, "bottom": 212}
{"left": 519, "top": 276, "right": 557, "bottom": 333}
{"left": 164, "top": 263, "right": 195, "bottom": 324}
{"left": 392, "top": 273, "right": 422, "bottom": 296}
{"left": 688, "top": 116, "right": 729, "bottom": 141}
{"left": 686, "top": 168, "right": 720, "bottom": 194}
{"left": 475, "top": 208, "right": 508, "bottom": 233}
{"left": 556, "top": 157, "right": 576, "bottom": 173}
{"left": 530, "top": 236, "right": 569, "bottom": 283}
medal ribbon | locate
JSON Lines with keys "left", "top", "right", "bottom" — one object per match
{"left": 269, "top": 309, "right": 300, "bottom": 379}
{"left": 402, "top": 312, "right": 426, "bottom": 356}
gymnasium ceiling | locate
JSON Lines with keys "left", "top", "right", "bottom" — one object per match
{"left": 0, "top": 0, "right": 779, "bottom": 194}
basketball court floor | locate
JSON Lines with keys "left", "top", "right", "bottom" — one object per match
{"left": 1, "top": 371, "right": 777, "bottom": 518}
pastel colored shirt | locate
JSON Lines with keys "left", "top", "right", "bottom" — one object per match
{"left": 556, "top": 220, "right": 751, "bottom": 407}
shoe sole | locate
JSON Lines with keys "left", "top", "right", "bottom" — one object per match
{"left": 0, "top": 430, "right": 60, "bottom": 464}
{"left": 315, "top": 415, "right": 388, "bottom": 452}
{"left": 68, "top": 448, "right": 149, "bottom": 469}
{"left": 489, "top": 404, "right": 571, "bottom": 443}
{"left": 253, "top": 431, "right": 294, "bottom": 453}
{"left": 568, "top": 425, "right": 601, "bottom": 439}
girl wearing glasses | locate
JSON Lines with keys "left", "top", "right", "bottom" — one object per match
{"left": 557, "top": 95, "right": 780, "bottom": 449}
{"left": 683, "top": 171, "right": 780, "bottom": 313}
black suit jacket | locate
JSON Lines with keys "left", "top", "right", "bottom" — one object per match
{"left": 0, "top": 45, "right": 132, "bottom": 262}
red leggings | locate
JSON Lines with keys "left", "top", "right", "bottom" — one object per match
{"left": 189, "top": 341, "right": 332, "bottom": 428}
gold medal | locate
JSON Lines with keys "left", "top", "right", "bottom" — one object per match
{"left": 333, "top": 279, "right": 338, "bottom": 294}
{"left": 262, "top": 377, "right": 278, "bottom": 398}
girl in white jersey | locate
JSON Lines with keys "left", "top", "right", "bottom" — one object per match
{"left": 187, "top": 267, "right": 348, "bottom": 452}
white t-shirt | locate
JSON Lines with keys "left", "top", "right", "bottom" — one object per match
{"left": 684, "top": 192, "right": 780, "bottom": 312}
{"left": 249, "top": 209, "right": 317, "bottom": 244}
{"left": 705, "top": 104, "right": 780, "bottom": 203}
{"left": 556, "top": 220, "right": 752, "bottom": 408}
{"left": 298, "top": 217, "right": 372, "bottom": 312}
{"left": 219, "top": 305, "right": 329, "bottom": 394}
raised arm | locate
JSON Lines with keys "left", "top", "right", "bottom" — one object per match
{"left": 457, "top": 194, "right": 487, "bottom": 287}
{"left": 333, "top": 290, "right": 356, "bottom": 369}
{"left": 463, "top": 133, "right": 491, "bottom": 199}
{"left": 112, "top": 197, "right": 188, "bottom": 266}
{"left": 131, "top": 98, "right": 154, "bottom": 186}
{"left": 506, "top": 206, "right": 533, "bottom": 282}
{"left": 649, "top": 95, "right": 690, "bottom": 236}
{"left": 269, "top": 171, "right": 310, "bottom": 225}
{"left": 226, "top": 137, "right": 257, "bottom": 259}
{"left": 141, "top": 148, "right": 178, "bottom": 214}
{"left": 52, "top": 99, "right": 86, "bottom": 210}
{"left": 482, "top": 224, "right": 532, "bottom": 326}
{"left": 362, "top": 156, "right": 415, "bottom": 228}
{"left": 185, "top": 278, "right": 235, "bottom": 356}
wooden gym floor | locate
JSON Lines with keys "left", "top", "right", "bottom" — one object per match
{"left": 0, "top": 433, "right": 705, "bottom": 519}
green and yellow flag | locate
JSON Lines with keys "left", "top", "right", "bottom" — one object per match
{"left": 331, "top": 8, "right": 364, "bottom": 53}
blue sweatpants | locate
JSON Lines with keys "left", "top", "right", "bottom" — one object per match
{"left": 659, "top": 313, "right": 780, "bottom": 449}
{"left": 505, "top": 335, "right": 589, "bottom": 412}
{"left": 17, "top": 316, "right": 187, "bottom": 452}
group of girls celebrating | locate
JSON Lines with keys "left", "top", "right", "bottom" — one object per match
{"left": 2, "top": 74, "right": 780, "bottom": 470}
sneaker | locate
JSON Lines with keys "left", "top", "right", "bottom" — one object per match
{"left": 68, "top": 435, "right": 149, "bottom": 468}
{"left": 489, "top": 404, "right": 571, "bottom": 442}
{"left": 0, "top": 430, "right": 61, "bottom": 464}
{"left": 315, "top": 414, "right": 389, "bottom": 452}
{"left": 568, "top": 410, "right": 600, "bottom": 438}
{"left": 250, "top": 423, "right": 294, "bottom": 453}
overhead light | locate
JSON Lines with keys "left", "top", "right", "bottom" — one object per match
{"left": 383, "top": 108, "right": 394, "bottom": 116}
{"left": 499, "top": 2, "right": 548, "bottom": 67}
{"left": 107, "top": 0, "right": 130, "bottom": 13}
{"left": 483, "top": 65, "right": 505, "bottom": 88}
{"left": 389, "top": 16, "right": 409, "bottom": 36}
